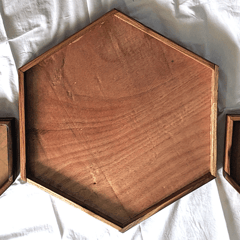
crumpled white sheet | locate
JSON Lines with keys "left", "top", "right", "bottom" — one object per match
{"left": 0, "top": 0, "right": 240, "bottom": 239}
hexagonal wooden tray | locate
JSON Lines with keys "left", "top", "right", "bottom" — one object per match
{"left": 0, "top": 118, "right": 15, "bottom": 196}
{"left": 224, "top": 115, "right": 240, "bottom": 193}
{"left": 18, "top": 9, "right": 218, "bottom": 232}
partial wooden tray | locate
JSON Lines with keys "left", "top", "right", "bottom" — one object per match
{"left": 224, "top": 115, "right": 240, "bottom": 192}
{"left": 0, "top": 118, "right": 15, "bottom": 196}
{"left": 18, "top": 9, "right": 218, "bottom": 232}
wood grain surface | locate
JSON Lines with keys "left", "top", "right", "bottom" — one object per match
{"left": 19, "top": 10, "right": 218, "bottom": 230}
{"left": 0, "top": 118, "right": 15, "bottom": 196}
{"left": 0, "top": 125, "right": 8, "bottom": 188}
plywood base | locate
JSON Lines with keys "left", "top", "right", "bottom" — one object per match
{"left": 19, "top": 9, "right": 218, "bottom": 231}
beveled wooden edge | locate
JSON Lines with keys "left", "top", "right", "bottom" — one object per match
{"left": 26, "top": 172, "right": 214, "bottom": 232}
{"left": 223, "top": 172, "right": 240, "bottom": 194}
{"left": 114, "top": 11, "right": 215, "bottom": 70}
{"left": 26, "top": 178, "right": 123, "bottom": 231}
{"left": 223, "top": 114, "right": 240, "bottom": 191}
{"left": 210, "top": 65, "right": 219, "bottom": 177}
{"left": 224, "top": 115, "right": 235, "bottom": 175}
{"left": 18, "top": 9, "right": 216, "bottom": 72}
{"left": 18, "top": 69, "right": 26, "bottom": 181}
{"left": 223, "top": 115, "right": 240, "bottom": 194}
{"left": 0, "top": 118, "right": 15, "bottom": 196}
{"left": 226, "top": 116, "right": 240, "bottom": 121}
{"left": 19, "top": 10, "right": 119, "bottom": 72}
{"left": 121, "top": 171, "right": 215, "bottom": 232}
{"left": 0, "top": 180, "right": 13, "bottom": 196}
{"left": 27, "top": 174, "right": 124, "bottom": 228}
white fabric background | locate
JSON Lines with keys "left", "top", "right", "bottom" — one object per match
{"left": 0, "top": 0, "right": 240, "bottom": 239}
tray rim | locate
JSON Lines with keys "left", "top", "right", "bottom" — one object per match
{"left": 223, "top": 114, "right": 240, "bottom": 193}
{"left": 18, "top": 9, "right": 218, "bottom": 232}
{"left": 0, "top": 118, "right": 15, "bottom": 196}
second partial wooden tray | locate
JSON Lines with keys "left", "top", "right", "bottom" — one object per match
{"left": 19, "top": 9, "right": 218, "bottom": 232}
{"left": 224, "top": 115, "right": 240, "bottom": 192}
{"left": 0, "top": 118, "right": 15, "bottom": 196}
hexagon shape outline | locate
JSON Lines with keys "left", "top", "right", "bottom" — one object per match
{"left": 18, "top": 9, "right": 218, "bottom": 232}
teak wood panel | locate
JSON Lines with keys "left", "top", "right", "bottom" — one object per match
{"left": 0, "top": 119, "right": 15, "bottom": 196}
{"left": 224, "top": 115, "right": 240, "bottom": 193}
{"left": 19, "top": 9, "right": 218, "bottom": 231}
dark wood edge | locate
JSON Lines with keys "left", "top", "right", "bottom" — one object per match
{"left": 223, "top": 114, "right": 240, "bottom": 194}
{"left": 0, "top": 180, "right": 13, "bottom": 196}
{"left": 223, "top": 171, "right": 240, "bottom": 194}
{"left": 114, "top": 11, "right": 216, "bottom": 70}
{"left": 26, "top": 176, "right": 123, "bottom": 231}
{"left": 18, "top": 69, "right": 26, "bottom": 181}
{"left": 7, "top": 120, "right": 13, "bottom": 180}
{"left": 27, "top": 172, "right": 215, "bottom": 232}
{"left": 224, "top": 115, "right": 235, "bottom": 175}
{"left": 120, "top": 171, "right": 215, "bottom": 232}
{"left": 227, "top": 115, "right": 240, "bottom": 121}
{"left": 0, "top": 118, "right": 15, "bottom": 195}
{"left": 19, "top": 9, "right": 119, "bottom": 72}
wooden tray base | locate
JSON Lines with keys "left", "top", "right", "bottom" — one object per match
{"left": 19, "top": 9, "right": 218, "bottom": 231}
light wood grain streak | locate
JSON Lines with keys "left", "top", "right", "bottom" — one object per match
{"left": 210, "top": 65, "right": 218, "bottom": 176}
{"left": 224, "top": 115, "right": 233, "bottom": 174}
{"left": 18, "top": 70, "right": 26, "bottom": 181}
{"left": 229, "top": 116, "right": 240, "bottom": 121}
{"left": 33, "top": 74, "right": 210, "bottom": 153}
{"left": 29, "top": 113, "right": 209, "bottom": 177}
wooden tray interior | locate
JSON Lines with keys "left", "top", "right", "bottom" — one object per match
{"left": 0, "top": 125, "right": 8, "bottom": 187}
{"left": 229, "top": 120, "right": 240, "bottom": 186}
{"left": 19, "top": 10, "right": 217, "bottom": 230}
{"left": 0, "top": 118, "right": 15, "bottom": 196}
